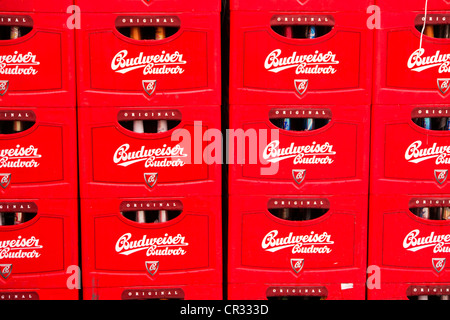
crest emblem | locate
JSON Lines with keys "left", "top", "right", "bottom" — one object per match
{"left": 297, "top": 0, "right": 310, "bottom": 4}
{"left": 292, "top": 169, "right": 306, "bottom": 185}
{"left": 437, "top": 79, "right": 450, "bottom": 96}
{"left": 432, "top": 258, "right": 446, "bottom": 273}
{"left": 145, "top": 261, "right": 159, "bottom": 276}
{"left": 144, "top": 173, "right": 158, "bottom": 188}
{"left": 434, "top": 169, "right": 448, "bottom": 185}
{"left": 0, "top": 173, "right": 11, "bottom": 189}
{"left": 0, "top": 81, "right": 9, "bottom": 96}
{"left": 0, "top": 264, "right": 12, "bottom": 279}
{"left": 143, "top": 80, "right": 157, "bottom": 96}
{"left": 294, "top": 79, "right": 308, "bottom": 96}
{"left": 291, "top": 259, "right": 304, "bottom": 274}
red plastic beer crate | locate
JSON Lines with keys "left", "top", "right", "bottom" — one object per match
{"left": 368, "top": 282, "right": 450, "bottom": 300}
{"left": 75, "top": 0, "right": 220, "bottom": 13}
{"left": 0, "top": 107, "right": 77, "bottom": 199}
{"left": 228, "top": 194, "right": 368, "bottom": 300}
{"left": 367, "top": 194, "right": 450, "bottom": 300}
{"left": 373, "top": 8, "right": 450, "bottom": 105}
{"left": 76, "top": 12, "right": 220, "bottom": 107}
{"left": 78, "top": 105, "right": 221, "bottom": 199}
{"left": 228, "top": 104, "right": 370, "bottom": 196}
{"left": 0, "top": 198, "right": 78, "bottom": 300}
{"left": 231, "top": 0, "right": 373, "bottom": 12}
{"left": 0, "top": 12, "right": 76, "bottom": 108}
{"left": 229, "top": 10, "right": 373, "bottom": 106}
{"left": 81, "top": 196, "right": 222, "bottom": 300}
{"left": 370, "top": 105, "right": 450, "bottom": 196}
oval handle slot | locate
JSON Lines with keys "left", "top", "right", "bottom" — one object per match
{"left": 416, "top": 24, "right": 450, "bottom": 38}
{"left": 0, "top": 25, "right": 32, "bottom": 40}
{"left": 271, "top": 25, "right": 333, "bottom": 39}
{"left": 270, "top": 117, "right": 330, "bottom": 132}
{"left": 268, "top": 207, "right": 328, "bottom": 221}
{"left": 121, "top": 210, "right": 182, "bottom": 224}
{"left": 0, "top": 211, "right": 37, "bottom": 226}
{"left": 412, "top": 116, "right": 450, "bottom": 130}
{"left": 0, "top": 120, "right": 35, "bottom": 134}
{"left": 118, "top": 119, "right": 181, "bottom": 134}
{"left": 270, "top": 15, "right": 334, "bottom": 40}
{"left": 410, "top": 206, "right": 450, "bottom": 221}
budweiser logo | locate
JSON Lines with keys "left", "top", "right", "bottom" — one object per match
{"left": 264, "top": 49, "right": 339, "bottom": 75}
{"left": 403, "top": 229, "right": 450, "bottom": 253}
{"left": 405, "top": 140, "right": 450, "bottom": 164}
{"left": 0, "top": 52, "right": 39, "bottom": 75}
{"left": 407, "top": 49, "right": 450, "bottom": 73}
{"left": 0, "top": 145, "right": 41, "bottom": 168}
{"left": 0, "top": 236, "right": 42, "bottom": 259}
{"left": 261, "top": 230, "right": 334, "bottom": 254}
{"left": 263, "top": 140, "right": 335, "bottom": 165}
{"left": 115, "top": 233, "right": 189, "bottom": 256}
{"left": 111, "top": 50, "right": 186, "bottom": 75}
{"left": 113, "top": 143, "right": 187, "bottom": 168}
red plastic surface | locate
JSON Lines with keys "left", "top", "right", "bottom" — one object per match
{"left": 229, "top": 11, "right": 373, "bottom": 105}
{"left": 0, "top": 0, "right": 74, "bottom": 13}
{"left": 370, "top": 105, "right": 450, "bottom": 195}
{"left": 374, "top": 11, "right": 450, "bottom": 105}
{"left": 0, "top": 198, "right": 78, "bottom": 300}
{"left": 78, "top": 105, "right": 221, "bottom": 199}
{"left": 228, "top": 104, "right": 370, "bottom": 196}
{"left": 76, "top": 12, "right": 221, "bottom": 107}
{"left": 368, "top": 194, "right": 450, "bottom": 298}
{"left": 376, "top": 0, "right": 450, "bottom": 12}
{"left": 0, "top": 12, "right": 75, "bottom": 108}
{"left": 0, "top": 107, "right": 77, "bottom": 199}
{"left": 230, "top": 0, "right": 373, "bottom": 12}
{"left": 81, "top": 196, "right": 222, "bottom": 300}
{"left": 228, "top": 194, "right": 368, "bottom": 300}
{"left": 74, "top": 0, "right": 220, "bottom": 14}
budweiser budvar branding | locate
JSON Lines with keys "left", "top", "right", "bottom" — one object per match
{"left": 405, "top": 140, "right": 450, "bottom": 164}
{"left": 264, "top": 49, "right": 339, "bottom": 75}
{"left": 403, "top": 229, "right": 450, "bottom": 253}
{"left": 263, "top": 140, "right": 335, "bottom": 164}
{"left": 111, "top": 50, "right": 186, "bottom": 75}
{"left": 408, "top": 49, "right": 450, "bottom": 73}
{"left": 0, "top": 236, "right": 42, "bottom": 259}
{"left": 115, "top": 233, "right": 189, "bottom": 256}
{"left": 261, "top": 230, "right": 334, "bottom": 254}
{"left": 0, "top": 145, "right": 41, "bottom": 168}
{"left": 0, "top": 51, "right": 40, "bottom": 75}
{"left": 113, "top": 143, "right": 187, "bottom": 168}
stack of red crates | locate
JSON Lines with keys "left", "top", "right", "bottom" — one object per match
{"left": 76, "top": 0, "right": 223, "bottom": 300}
{"left": 0, "top": 0, "right": 78, "bottom": 300}
{"left": 369, "top": 0, "right": 450, "bottom": 300}
{"left": 227, "top": 0, "right": 373, "bottom": 300}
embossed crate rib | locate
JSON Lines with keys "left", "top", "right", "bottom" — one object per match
{"left": 80, "top": 196, "right": 222, "bottom": 300}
